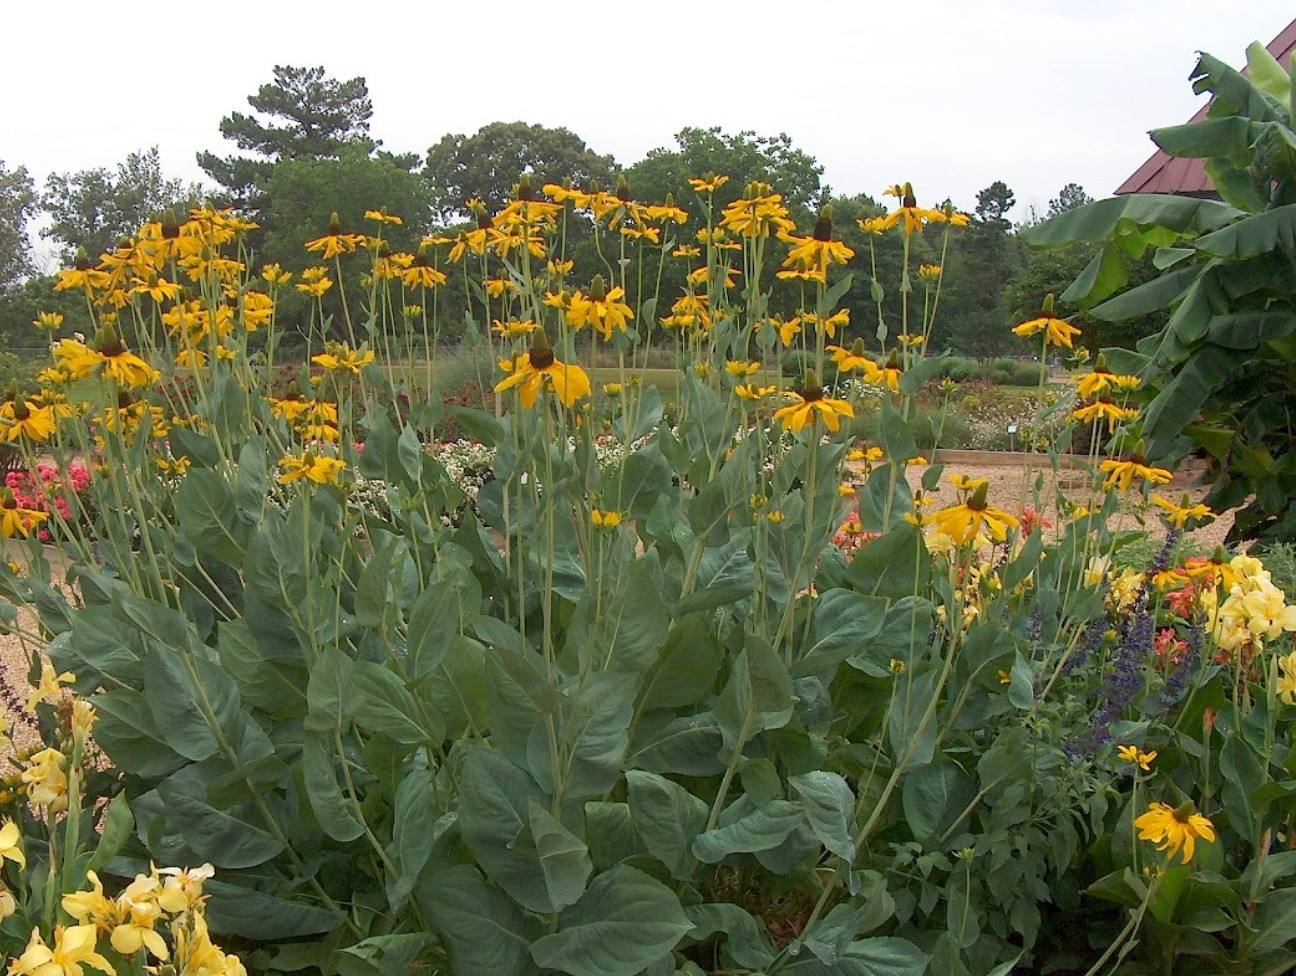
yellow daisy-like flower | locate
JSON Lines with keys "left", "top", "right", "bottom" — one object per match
{"left": 0, "top": 492, "right": 49, "bottom": 539}
{"left": 725, "top": 360, "right": 761, "bottom": 377}
{"left": 312, "top": 344, "right": 375, "bottom": 374}
{"left": 1013, "top": 314, "right": 1081, "bottom": 348}
{"left": 1152, "top": 494, "right": 1214, "bottom": 529}
{"left": 688, "top": 174, "right": 730, "bottom": 193}
{"left": 881, "top": 183, "right": 948, "bottom": 236}
{"left": 735, "top": 383, "right": 776, "bottom": 402}
{"left": 1100, "top": 457, "right": 1174, "bottom": 492}
{"left": 278, "top": 453, "right": 345, "bottom": 485}
{"left": 1072, "top": 399, "right": 1138, "bottom": 433}
{"left": 1134, "top": 801, "right": 1216, "bottom": 863}
{"left": 493, "top": 343, "right": 592, "bottom": 410}
{"left": 929, "top": 478, "right": 1019, "bottom": 545}
{"left": 566, "top": 277, "right": 634, "bottom": 340}
{"left": 773, "top": 381, "right": 855, "bottom": 434}
{"left": 54, "top": 333, "right": 158, "bottom": 389}
{"left": 305, "top": 214, "right": 366, "bottom": 259}
{"left": 778, "top": 209, "right": 855, "bottom": 280}
{"left": 1116, "top": 744, "right": 1158, "bottom": 771}
{"left": 590, "top": 509, "right": 622, "bottom": 529}
{"left": 1075, "top": 365, "right": 1141, "bottom": 399}
{"left": 364, "top": 208, "right": 403, "bottom": 225}
{"left": 399, "top": 255, "right": 447, "bottom": 290}
{"left": 33, "top": 311, "right": 65, "bottom": 331}
{"left": 0, "top": 398, "right": 57, "bottom": 442}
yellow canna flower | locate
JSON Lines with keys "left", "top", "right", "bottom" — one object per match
{"left": 27, "top": 661, "right": 74, "bottom": 711}
{"left": 9, "top": 924, "right": 114, "bottom": 976}
{"left": 22, "top": 747, "right": 69, "bottom": 810}
{"left": 0, "top": 819, "right": 25, "bottom": 869}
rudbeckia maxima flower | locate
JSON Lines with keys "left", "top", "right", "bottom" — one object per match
{"left": 929, "top": 477, "right": 1019, "bottom": 545}
{"left": 494, "top": 345, "right": 591, "bottom": 410}
{"left": 1134, "top": 801, "right": 1215, "bottom": 863}
{"left": 773, "top": 381, "right": 854, "bottom": 434}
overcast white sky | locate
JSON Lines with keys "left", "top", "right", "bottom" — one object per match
{"left": 3, "top": 0, "right": 1288, "bottom": 227}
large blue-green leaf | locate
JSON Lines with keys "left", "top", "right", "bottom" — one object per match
{"left": 1195, "top": 205, "right": 1296, "bottom": 260}
{"left": 204, "top": 879, "right": 344, "bottom": 940}
{"left": 419, "top": 865, "right": 540, "bottom": 976}
{"left": 1021, "top": 195, "right": 1240, "bottom": 248}
{"left": 530, "top": 866, "right": 691, "bottom": 976}
{"left": 790, "top": 771, "right": 857, "bottom": 860}
{"left": 692, "top": 800, "right": 802, "bottom": 862}
{"left": 626, "top": 771, "right": 708, "bottom": 879}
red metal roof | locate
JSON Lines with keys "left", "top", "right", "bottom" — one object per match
{"left": 1117, "top": 19, "right": 1296, "bottom": 195}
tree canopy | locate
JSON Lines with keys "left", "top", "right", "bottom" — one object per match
{"left": 627, "top": 127, "right": 826, "bottom": 224}
{"left": 424, "top": 121, "right": 617, "bottom": 223}
{"left": 0, "top": 161, "right": 35, "bottom": 292}
{"left": 41, "top": 148, "right": 200, "bottom": 262}
{"left": 197, "top": 65, "right": 388, "bottom": 207}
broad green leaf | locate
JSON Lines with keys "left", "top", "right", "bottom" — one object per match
{"left": 686, "top": 903, "right": 776, "bottom": 970}
{"left": 204, "top": 878, "right": 344, "bottom": 940}
{"left": 553, "top": 672, "right": 638, "bottom": 800}
{"left": 341, "top": 934, "right": 438, "bottom": 976}
{"left": 626, "top": 771, "right": 708, "bottom": 879}
{"left": 385, "top": 767, "right": 445, "bottom": 909}
{"left": 779, "top": 937, "right": 928, "bottom": 976}
{"left": 529, "top": 802, "right": 593, "bottom": 912}
{"left": 627, "top": 712, "right": 726, "bottom": 776}
{"left": 175, "top": 469, "right": 248, "bottom": 563}
{"left": 796, "top": 589, "right": 888, "bottom": 678}
{"left": 1021, "top": 194, "right": 1240, "bottom": 248}
{"left": 91, "top": 688, "right": 186, "bottom": 778}
{"left": 529, "top": 865, "right": 691, "bottom": 976}
{"left": 790, "top": 771, "right": 857, "bottom": 859}
{"left": 1251, "top": 888, "right": 1296, "bottom": 956}
{"left": 1196, "top": 205, "right": 1296, "bottom": 260}
{"left": 1206, "top": 310, "right": 1296, "bottom": 349}
{"left": 692, "top": 799, "right": 802, "bottom": 862}
{"left": 845, "top": 523, "right": 931, "bottom": 599}
{"left": 459, "top": 746, "right": 555, "bottom": 913}
{"left": 714, "top": 639, "right": 794, "bottom": 757}
{"left": 902, "top": 760, "right": 976, "bottom": 847}
{"left": 352, "top": 660, "right": 434, "bottom": 745}
{"left": 305, "top": 646, "right": 356, "bottom": 733}
{"left": 639, "top": 614, "right": 722, "bottom": 710}
{"left": 302, "top": 730, "right": 366, "bottom": 843}
{"left": 156, "top": 764, "right": 285, "bottom": 868}
{"left": 419, "top": 865, "right": 540, "bottom": 976}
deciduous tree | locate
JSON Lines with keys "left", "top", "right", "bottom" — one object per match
{"left": 0, "top": 161, "right": 35, "bottom": 292}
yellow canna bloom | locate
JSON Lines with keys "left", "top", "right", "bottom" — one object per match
{"left": 22, "top": 747, "right": 69, "bottom": 810}
{"left": 0, "top": 819, "right": 25, "bottom": 869}
{"left": 27, "top": 661, "right": 74, "bottom": 711}
{"left": 1134, "top": 801, "right": 1215, "bottom": 863}
{"left": 278, "top": 453, "right": 345, "bottom": 486}
{"left": 9, "top": 924, "right": 114, "bottom": 976}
